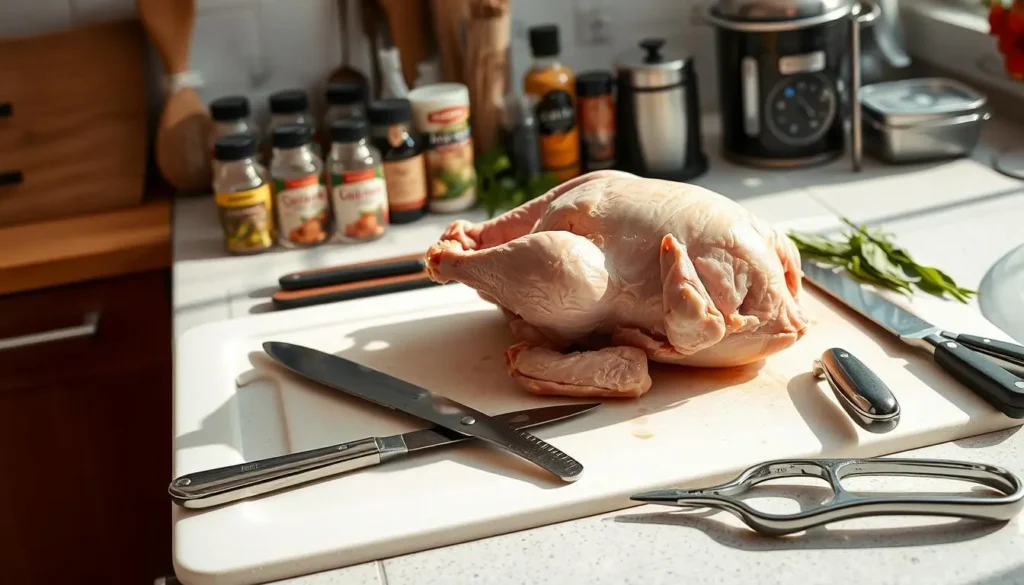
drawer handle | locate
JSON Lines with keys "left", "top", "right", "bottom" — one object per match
{"left": 0, "top": 103, "right": 10, "bottom": 118}
{"left": 0, "top": 171, "right": 23, "bottom": 186}
{"left": 0, "top": 311, "right": 100, "bottom": 352}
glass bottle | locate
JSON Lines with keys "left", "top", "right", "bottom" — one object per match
{"left": 524, "top": 24, "right": 580, "bottom": 182}
{"left": 212, "top": 135, "right": 274, "bottom": 255}
{"left": 324, "top": 81, "right": 367, "bottom": 123}
{"left": 268, "top": 124, "right": 331, "bottom": 249}
{"left": 368, "top": 99, "right": 427, "bottom": 224}
{"left": 327, "top": 119, "right": 389, "bottom": 242}
{"left": 266, "top": 89, "right": 321, "bottom": 159}
{"left": 378, "top": 47, "right": 410, "bottom": 99}
{"left": 209, "top": 95, "right": 261, "bottom": 161}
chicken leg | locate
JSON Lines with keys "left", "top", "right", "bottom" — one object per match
{"left": 427, "top": 228, "right": 653, "bottom": 397}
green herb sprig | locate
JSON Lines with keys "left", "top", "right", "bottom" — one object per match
{"left": 788, "top": 218, "right": 978, "bottom": 303}
{"left": 475, "top": 146, "right": 559, "bottom": 218}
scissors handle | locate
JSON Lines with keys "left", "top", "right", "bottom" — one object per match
{"left": 632, "top": 457, "right": 1024, "bottom": 536}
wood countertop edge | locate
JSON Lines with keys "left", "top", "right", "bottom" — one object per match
{"left": 0, "top": 199, "right": 172, "bottom": 296}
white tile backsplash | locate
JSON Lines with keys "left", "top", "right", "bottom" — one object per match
{"left": 3, "top": 0, "right": 716, "bottom": 116}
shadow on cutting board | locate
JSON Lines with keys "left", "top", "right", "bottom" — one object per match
{"left": 224, "top": 307, "right": 765, "bottom": 489}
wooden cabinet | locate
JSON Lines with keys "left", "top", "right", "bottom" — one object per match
{"left": 0, "top": 269, "right": 173, "bottom": 584}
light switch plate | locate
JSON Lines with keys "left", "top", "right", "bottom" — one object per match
{"left": 573, "top": 0, "right": 612, "bottom": 47}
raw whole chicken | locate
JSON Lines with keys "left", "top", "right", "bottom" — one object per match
{"left": 425, "top": 170, "right": 809, "bottom": 398}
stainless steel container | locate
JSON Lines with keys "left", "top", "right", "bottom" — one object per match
{"left": 860, "top": 78, "right": 989, "bottom": 163}
{"left": 614, "top": 38, "right": 707, "bottom": 181}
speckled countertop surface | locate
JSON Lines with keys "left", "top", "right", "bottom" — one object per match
{"left": 173, "top": 114, "right": 1024, "bottom": 585}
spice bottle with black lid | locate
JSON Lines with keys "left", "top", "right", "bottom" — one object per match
{"left": 267, "top": 89, "right": 321, "bottom": 159}
{"left": 325, "top": 81, "right": 367, "bottom": 123}
{"left": 209, "top": 95, "right": 261, "bottom": 162}
{"left": 575, "top": 71, "right": 616, "bottom": 172}
{"left": 269, "top": 124, "right": 331, "bottom": 249}
{"left": 212, "top": 135, "right": 274, "bottom": 255}
{"left": 368, "top": 98, "right": 427, "bottom": 224}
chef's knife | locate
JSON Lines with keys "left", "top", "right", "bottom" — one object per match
{"left": 263, "top": 342, "right": 587, "bottom": 481}
{"left": 169, "top": 402, "right": 597, "bottom": 508}
{"left": 802, "top": 260, "right": 1024, "bottom": 418}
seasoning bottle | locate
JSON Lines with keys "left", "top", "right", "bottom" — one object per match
{"left": 327, "top": 119, "right": 389, "bottom": 242}
{"left": 576, "top": 71, "right": 616, "bottom": 173}
{"left": 368, "top": 99, "right": 428, "bottom": 223}
{"left": 209, "top": 95, "right": 261, "bottom": 161}
{"left": 408, "top": 83, "right": 476, "bottom": 213}
{"left": 266, "top": 89, "right": 321, "bottom": 159}
{"left": 524, "top": 25, "right": 580, "bottom": 182}
{"left": 269, "top": 124, "right": 331, "bottom": 248}
{"left": 212, "top": 135, "right": 274, "bottom": 255}
{"left": 500, "top": 92, "right": 542, "bottom": 179}
{"left": 324, "top": 81, "right": 367, "bottom": 123}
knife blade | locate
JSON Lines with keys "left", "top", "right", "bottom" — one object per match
{"left": 263, "top": 341, "right": 587, "bottom": 481}
{"left": 169, "top": 402, "right": 598, "bottom": 508}
{"left": 801, "top": 260, "right": 1024, "bottom": 418}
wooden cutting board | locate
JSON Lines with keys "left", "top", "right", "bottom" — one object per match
{"left": 171, "top": 282, "right": 1023, "bottom": 585}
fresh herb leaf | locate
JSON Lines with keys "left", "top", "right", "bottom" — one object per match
{"left": 788, "top": 217, "right": 978, "bottom": 303}
{"left": 474, "top": 145, "right": 559, "bottom": 218}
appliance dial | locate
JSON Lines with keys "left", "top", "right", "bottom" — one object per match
{"left": 765, "top": 73, "right": 836, "bottom": 147}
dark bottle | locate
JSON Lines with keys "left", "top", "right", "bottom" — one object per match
{"left": 367, "top": 99, "right": 428, "bottom": 224}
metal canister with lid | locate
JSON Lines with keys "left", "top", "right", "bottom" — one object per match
{"left": 859, "top": 77, "right": 989, "bottom": 163}
{"left": 614, "top": 38, "right": 707, "bottom": 181}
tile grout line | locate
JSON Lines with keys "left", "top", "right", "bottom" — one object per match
{"left": 376, "top": 561, "right": 389, "bottom": 585}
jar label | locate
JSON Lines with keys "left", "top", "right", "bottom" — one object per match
{"left": 533, "top": 89, "right": 580, "bottom": 179}
{"left": 273, "top": 174, "right": 330, "bottom": 245}
{"left": 383, "top": 154, "right": 427, "bottom": 212}
{"left": 215, "top": 184, "right": 274, "bottom": 253}
{"left": 423, "top": 106, "right": 476, "bottom": 202}
{"left": 331, "top": 166, "right": 389, "bottom": 240}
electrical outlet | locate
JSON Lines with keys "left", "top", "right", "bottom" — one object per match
{"left": 574, "top": 0, "right": 613, "bottom": 46}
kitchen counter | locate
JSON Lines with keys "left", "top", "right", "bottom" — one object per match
{"left": 172, "top": 113, "right": 1024, "bottom": 585}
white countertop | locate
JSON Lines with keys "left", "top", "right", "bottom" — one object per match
{"left": 172, "top": 114, "right": 1024, "bottom": 585}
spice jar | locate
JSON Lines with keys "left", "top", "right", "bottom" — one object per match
{"left": 266, "top": 89, "right": 321, "bottom": 159}
{"left": 212, "top": 135, "right": 274, "bottom": 255}
{"left": 327, "top": 119, "right": 389, "bottom": 242}
{"left": 368, "top": 99, "right": 428, "bottom": 224}
{"left": 408, "top": 83, "right": 476, "bottom": 214}
{"left": 269, "top": 124, "right": 331, "bottom": 248}
{"left": 576, "top": 71, "right": 616, "bottom": 172}
{"left": 209, "top": 95, "right": 261, "bottom": 161}
{"left": 325, "top": 81, "right": 367, "bottom": 123}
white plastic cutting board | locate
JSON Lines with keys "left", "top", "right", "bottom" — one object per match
{"left": 172, "top": 283, "right": 1023, "bottom": 585}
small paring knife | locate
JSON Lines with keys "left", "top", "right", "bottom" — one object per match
{"left": 813, "top": 348, "right": 900, "bottom": 433}
{"left": 169, "top": 402, "right": 599, "bottom": 508}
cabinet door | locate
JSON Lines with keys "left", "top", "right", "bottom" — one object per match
{"left": 0, "top": 269, "right": 172, "bottom": 583}
{"left": 0, "top": 365, "right": 173, "bottom": 584}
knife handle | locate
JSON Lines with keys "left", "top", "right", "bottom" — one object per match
{"left": 278, "top": 253, "right": 426, "bottom": 290}
{"left": 941, "top": 332, "right": 1024, "bottom": 378}
{"left": 925, "top": 333, "right": 1024, "bottom": 419}
{"left": 812, "top": 348, "right": 900, "bottom": 433}
{"left": 168, "top": 437, "right": 388, "bottom": 508}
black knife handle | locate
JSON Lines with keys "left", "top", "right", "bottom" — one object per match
{"left": 926, "top": 333, "right": 1024, "bottom": 418}
{"left": 813, "top": 348, "right": 899, "bottom": 432}
{"left": 278, "top": 254, "right": 426, "bottom": 290}
{"left": 942, "top": 332, "right": 1024, "bottom": 377}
